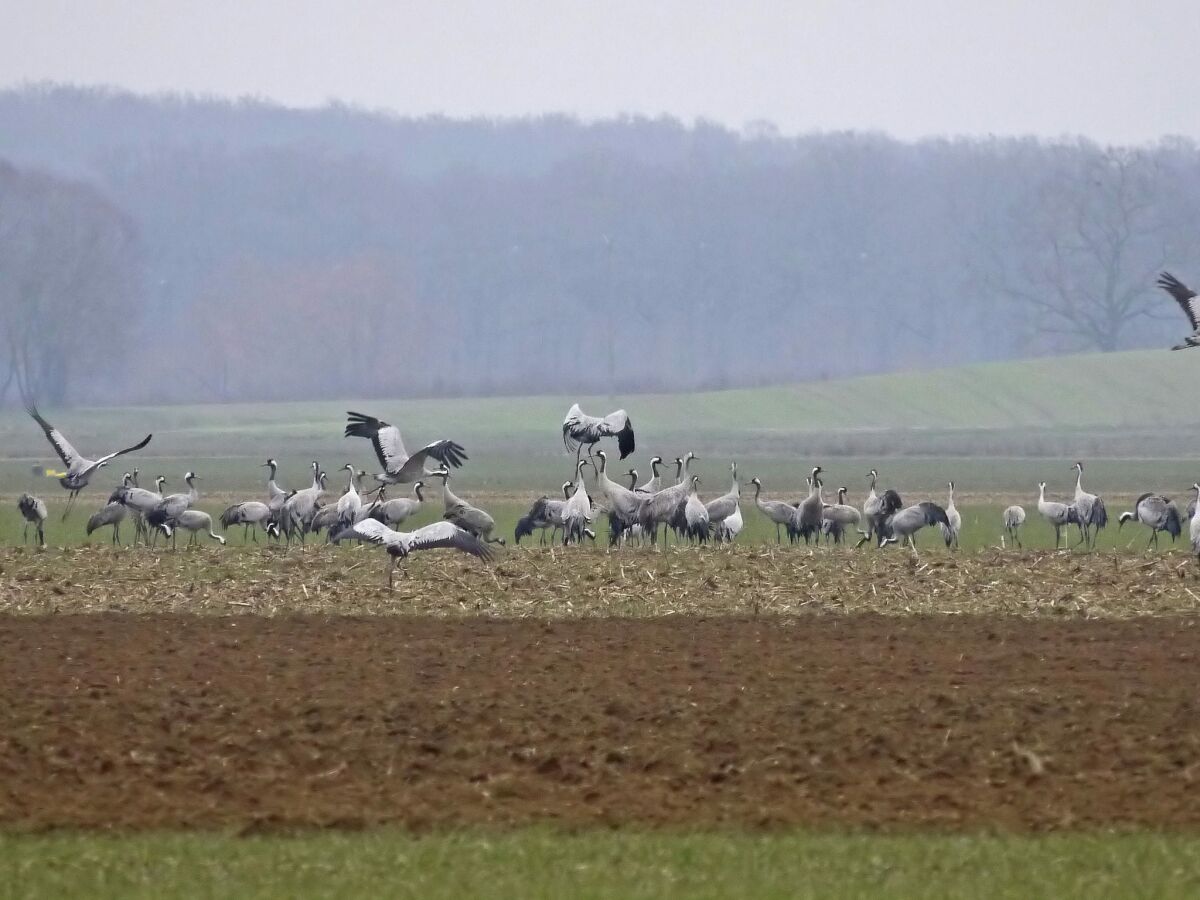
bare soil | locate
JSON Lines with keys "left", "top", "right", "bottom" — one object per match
{"left": 1, "top": 614, "right": 1197, "bottom": 831}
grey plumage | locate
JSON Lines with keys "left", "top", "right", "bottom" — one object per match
{"left": 683, "top": 475, "right": 710, "bottom": 543}
{"left": 160, "top": 509, "right": 226, "bottom": 547}
{"left": 333, "top": 517, "right": 494, "bottom": 587}
{"left": 345, "top": 411, "right": 467, "bottom": 485}
{"left": 562, "top": 404, "right": 634, "bottom": 461}
{"left": 1071, "top": 462, "right": 1107, "bottom": 549}
{"left": 1118, "top": 493, "right": 1182, "bottom": 549}
{"left": 637, "top": 453, "right": 695, "bottom": 545}
{"left": 86, "top": 499, "right": 127, "bottom": 544}
{"left": 17, "top": 493, "right": 48, "bottom": 547}
{"left": 220, "top": 500, "right": 273, "bottom": 543}
{"left": 370, "top": 481, "right": 427, "bottom": 529}
{"left": 1037, "top": 482, "right": 1076, "bottom": 549}
{"left": 792, "top": 467, "right": 825, "bottom": 544}
{"left": 1003, "top": 505, "right": 1026, "bottom": 548}
{"left": 431, "top": 470, "right": 505, "bottom": 545}
{"left": 880, "top": 501, "right": 951, "bottom": 549}
{"left": 704, "top": 463, "right": 741, "bottom": 529}
{"left": 25, "top": 401, "right": 152, "bottom": 519}
{"left": 749, "top": 476, "right": 796, "bottom": 544}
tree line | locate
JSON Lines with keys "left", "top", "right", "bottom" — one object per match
{"left": 1, "top": 85, "right": 1197, "bottom": 407}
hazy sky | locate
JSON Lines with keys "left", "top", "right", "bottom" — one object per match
{"left": 2, "top": 0, "right": 1198, "bottom": 144}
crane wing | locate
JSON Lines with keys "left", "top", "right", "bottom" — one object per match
{"left": 1157, "top": 272, "right": 1200, "bottom": 331}
{"left": 602, "top": 409, "right": 635, "bottom": 458}
{"left": 334, "top": 516, "right": 403, "bottom": 547}
{"left": 91, "top": 433, "right": 153, "bottom": 469}
{"left": 25, "top": 402, "right": 83, "bottom": 469}
{"left": 408, "top": 521, "right": 495, "bottom": 560}
{"left": 402, "top": 440, "right": 468, "bottom": 478}
{"left": 345, "top": 411, "right": 410, "bottom": 474}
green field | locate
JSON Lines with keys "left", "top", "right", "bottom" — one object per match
{"left": 2, "top": 830, "right": 1198, "bottom": 900}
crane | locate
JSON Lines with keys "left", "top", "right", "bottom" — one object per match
{"left": 17, "top": 494, "right": 48, "bottom": 547}
{"left": 1156, "top": 272, "right": 1200, "bottom": 350}
{"left": 86, "top": 485, "right": 128, "bottom": 545}
{"left": 1071, "top": 462, "right": 1108, "bottom": 549}
{"left": 793, "top": 467, "right": 825, "bottom": 545}
{"left": 880, "top": 501, "right": 951, "bottom": 551}
{"left": 594, "top": 449, "right": 643, "bottom": 540}
{"left": 335, "top": 463, "right": 362, "bottom": 533}
{"left": 429, "top": 469, "right": 505, "bottom": 546}
{"left": 635, "top": 457, "right": 666, "bottom": 494}
{"left": 942, "top": 481, "right": 962, "bottom": 549}
{"left": 683, "top": 475, "right": 710, "bottom": 543}
{"left": 637, "top": 452, "right": 696, "bottom": 545}
{"left": 704, "top": 463, "right": 741, "bottom": 538}
{"left": 562, "top": 404, "right": 634, "bottom": 464}
{"left": 333, "top": 518, "right": 494, "bottom": 588}
{"left": 146, "top": 472, "right": 200, "bottom": 547}
{"left": 1118, "top": 494, "right": 1182, "bottom": 550}
{"left": 344, "top": 411, "right": 467, "bottom": 484}
{"left": 25, "top": 402, "right": 152, "bottom": 519}
{"left": 219, "top": 500, "right": 275, "bottom": 543}
{"left": 160, "top": 510, "right": 226, "bottom": 548}
{"left": 1037, "top": 482, "right": 1077, "bottom": 549}
{"left": 822, "top": 486, "right": 862, "bottom": 545}
{"left": 1003, "top": 505, "right": 1026, "bottom": 549}
{"left": 370, "top": 481, "right": 428, "bottom": 529}
{"left": 282, "top": 462, "right": 325, "bottom": 544}
{"left": 748, "top": 477, "right": 795, "bottom": 543}
{"left": 110, "top": 474, "right": 167, "bottom": 544}
{"left": 561, "top": 459, "right": 594, "bottom": 544}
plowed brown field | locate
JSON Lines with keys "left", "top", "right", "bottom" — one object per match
{"left": 1, "top": 614, "right": 1196, "bottom": 831}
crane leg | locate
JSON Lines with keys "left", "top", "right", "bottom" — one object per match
{"left": 1148, "top": 530, "right": 1158, "bottom": 551}
{"left": 61, "top": 490, "right": 78, "bottom": 521}
{"left": 38, "top": 523, "right": 45, "bottom": 548}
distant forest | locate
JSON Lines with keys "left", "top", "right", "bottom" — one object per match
{"left": 2, "top": 84, "right": 1199, "bottom": 406}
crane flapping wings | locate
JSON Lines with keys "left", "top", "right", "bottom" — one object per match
{"left": 1157, "top": 272, "right": 1200, "bottom": 332}
{"left": 344, "top": 411, "right": 467, "bottom": 481}
{"left": 25, "top": 402, "right": 84, "bottom": 469}
{"left": 334, "top": 517, "right": 494, "bottom": 560}
{"left": 562, "top": 404, "right": 635, "bottom": 458}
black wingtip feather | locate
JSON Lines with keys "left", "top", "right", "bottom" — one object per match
{"left": 617, "top": 419, "right": 635, "bottom": 459}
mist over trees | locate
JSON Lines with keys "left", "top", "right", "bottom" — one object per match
{"left": 1, "top": 85, "right": 1198, "bottom": 407}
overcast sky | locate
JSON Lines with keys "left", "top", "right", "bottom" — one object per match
{"left": 2, "top": 0, "right": 1197, "bottom": 144}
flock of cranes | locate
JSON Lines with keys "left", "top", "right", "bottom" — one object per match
{"left": 12, "top": 396, "right": 1200, "bottom": 585}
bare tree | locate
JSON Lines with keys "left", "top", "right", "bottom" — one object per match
{"left": 0, "top": 162, "right": 140, "bottom": 406}
{"left": 985, "top": 146, "right": 1193, "bottom": 353}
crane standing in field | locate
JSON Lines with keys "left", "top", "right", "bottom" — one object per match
{"left": 704, "top": 463, "right": 741, "bottom": 541}
{"left": 1037, "top": 482, "right": 1077, "bottom": 550}
{"left": 562, "top": 404, "right": 635, "bottom": 465}
{"left": 1156, "top": 272, "right": 1200, "bottom": 351}
{"left": 1118, "top": 493, "right": 1182, "bottom": 550}
{"left": 561, "top": 459, "right": 594, "bottom": 544}
{"left": 146, "top": 472, "right": 200, "bottom": 548}
{"left": 1003, "top": 505, "right": 1026, "bottom": 549}
{"left": 1071, "top": 462, "right": 1108, "bottom": 549}
{"left": 880, "top": 501, "right": 951, "bottom": 551}
{"left": 749, "top": 476, "right": 795, "bottom": 544}
{"left": 86, "top": 478, "right": 129, "bottom": 545}
{"left": 17, "top": 493, "right": 48, "bottom": 547}
{"left": 942, "top": 481, "right": 962, "bottom": 549}
{"left": 161, "top": 510, "right": 226, "bottom": 547}
{"left": 344, "top": 411, "right": 468, "bottom": 484}
{"left": 683, "top": 475, "right": 710, "bottom": 543}
{"left": 822, "top": 486, "right": 862, "bottom": 544}
{"left": 429, "top": 469, "right": 506, "bottom": 546}
{"left": 25, "top": 402, "right": 152, "bottom": 520}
